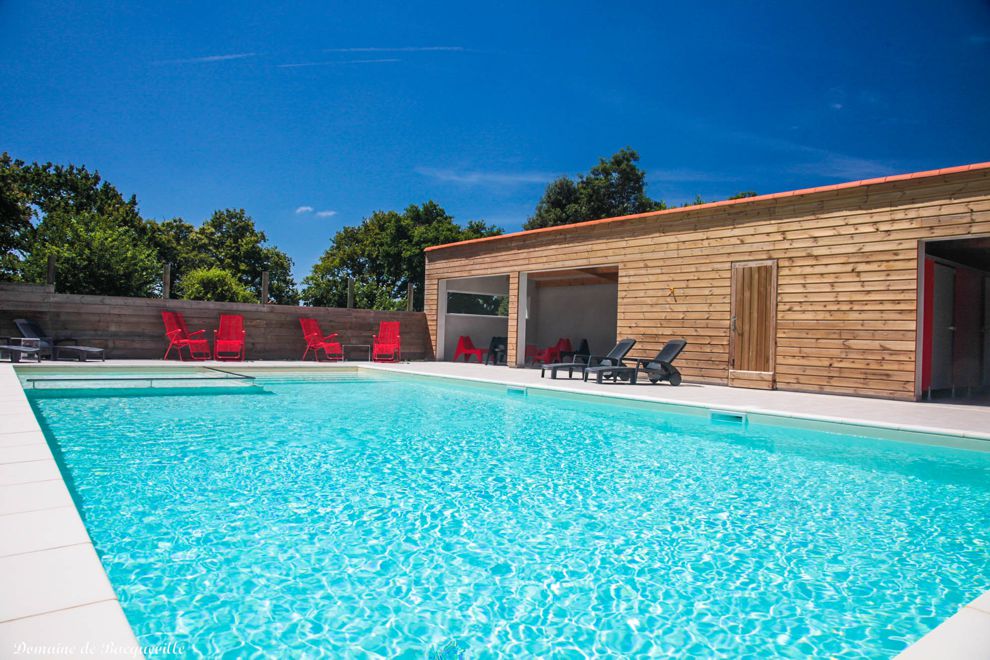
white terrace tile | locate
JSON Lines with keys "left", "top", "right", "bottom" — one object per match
{"left": 0, "top": 544, "right": 116, "bottom": 623}
{"left": 0, "top": 415, "right": 42, "bottom": 436}
{"left": 897, "top": 607, "right": 990, "bottom": 659}
{"left": 0, "top": 480, "right": 74, "bottom": 516}
{"left": 0, "top": 507, "right": 92, "bottom": 557}
{"left": 969, "top": 590, "right": 990, "bottom": 615}
{"left": 0, "top": 444, "right": 54, "bottom": 465}
{"left": 0, "top": 431, "right": 47, "bottom": 449}
{"left": 0, "top": 600, "right": 140, "bottom": 659}
{"left": 0, "top": 460, "right": 63, "bottom": 486}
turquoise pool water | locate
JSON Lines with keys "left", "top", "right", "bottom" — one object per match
{"left": 29, "top": 373, "right": 990, "bottom": 658}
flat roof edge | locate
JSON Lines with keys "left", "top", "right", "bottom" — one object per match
{"left": 425, "top": 160, "right": 990, "bottom": 253}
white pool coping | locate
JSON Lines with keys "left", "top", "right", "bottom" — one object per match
{"left": 2, "top": 359, "right": 989, "bottom": 658}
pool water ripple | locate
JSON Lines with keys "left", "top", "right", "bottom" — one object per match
{"left": 29, "top": 376, "right": 990, "bottom": 658}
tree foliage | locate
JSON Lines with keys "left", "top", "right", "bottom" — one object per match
{"left": 302, "top": 201, "right": 501, "bottom": 309}
{"left": 145, "top": 209, "right": 298, "bottom": 304}
{"left": 1, "top": 153, "right": 299, "bottom": 302}
{"left": 524, "top": 148, "right": 665, "bottom": 230}
{"left": 0, "top": 153, "right": 34, "bottom": 278}
{"left": 21, "top": 210, "right": 159, "bottom": 296}
{"left": 179, "top": 267, "right": 255, "bottom": 303}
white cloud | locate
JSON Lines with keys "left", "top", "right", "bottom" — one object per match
{"left": 295, "top": 206, "right": 314, "bottom": 214}
{"left": 154, "top": 53, "right": 255, "bottom": 65}
{"left": 415, "top": 167, "right": 552, "bottom": 187}
{"left": 316, "top": 210, "right": 337, "bottom": 218}
{"left": 724, "top": 130, "right": 897, "bottom": 181}
{"left": 323, "top": 46, "right": 464, "bottom": 53}
{"left": 277, "top": 58, "right": 401, "bottom": 68}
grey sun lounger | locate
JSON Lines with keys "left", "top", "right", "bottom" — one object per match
{"left": 540, "top": 338, "right": 636, "bottom": 380}
{"left": 0, "top": 341, "right": 42, "bottom": 363}
{"left": 14, "top": 318, "right": 106, "bottom": 362}
{"left": 584, "top": 339, "right": 687, "bottom": 385}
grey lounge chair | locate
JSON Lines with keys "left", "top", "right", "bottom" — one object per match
{"left": 14, "top": 319, "right": 106, "bottom": 362}
{"left": 541, "top": 338, "right": 636, "bottom": 380}
{"left": 0, "top": 339, "right": 42, "bottom": 363}
{"left": 584, "top": 339, "right": 687, "bottom": 385}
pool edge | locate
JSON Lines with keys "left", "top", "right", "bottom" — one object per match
{"left": 0, "top": 364, "right": 144, "bottom": 658}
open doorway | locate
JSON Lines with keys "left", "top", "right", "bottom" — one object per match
{"left": 920, "top": 237, "right": 990, "bottom": 403}
{"left": 520, "top": 266, "right": 619, "bottom": 366}
{"left": 436, "top": 275, "right": 510, "bottom": 363}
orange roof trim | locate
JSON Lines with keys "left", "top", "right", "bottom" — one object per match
{"left": 425, "top": 161, "right": 990, "bottom": 253}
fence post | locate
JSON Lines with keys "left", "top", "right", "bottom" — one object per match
{"left": 46, "top": 254, "right": 56, "bottom": 289}
{"left": 406, "top": 282, "right": 414, "bottom": 312}
{"left": 347, "top": 278, "right": 354, "bottom": 309}
{"left": 260, "top": 271, "right": 270, "bottom": 304}
{"left": 162, "top": 264, "right": 171, "bottom": 299}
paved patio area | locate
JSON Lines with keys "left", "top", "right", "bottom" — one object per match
{"left": 1, "top": 358, "right": 988, "bottom": 658}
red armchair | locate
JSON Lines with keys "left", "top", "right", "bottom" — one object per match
{"left": 452, "top": 335, "right": 488, "bottom": 363}
{"left": 300, "top": 318, "right": 343, "bottom": 361}
{"left": 161, "top": 311, "right": 211, "bottom": 361}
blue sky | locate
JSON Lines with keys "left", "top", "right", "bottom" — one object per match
{"left": 2, "top": 1, "right": 988, "bottom": 281}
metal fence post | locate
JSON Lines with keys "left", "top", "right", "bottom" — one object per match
{"left": 260, "top": 271, "right": 270, "bottom": 304}
{"left": 406, "top": 282, "right": 414, "bottom": 312}
{"left": 347, "top": 277, "right": 354, "bottom": 308}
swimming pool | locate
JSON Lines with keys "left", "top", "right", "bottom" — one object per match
{"left": 27, "top": 371, "right": 990, "bottom": 657}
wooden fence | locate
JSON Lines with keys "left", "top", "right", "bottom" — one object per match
{"left": 0, "top": 283, "right": 432, "bottom": 361}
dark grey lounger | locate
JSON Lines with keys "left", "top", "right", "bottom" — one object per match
{"left": 14, "top": 318, "right": 106, "bottom": 362}
{"left": 541, "top": 338, "right": 636, "bottom": 380}
{"left": 584, "top": 339, "right": 687, "bottom": 385}
{"left": 0, "top": 343, "right": 42, "bottom": 363}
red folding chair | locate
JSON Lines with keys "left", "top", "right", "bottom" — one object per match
{"left": 372, "top": 321, "right": 401, "bottom": 362}
{"left": 530, "top": 338, "right": 572, "bottom": 365}
{"left": 300, "top": 318, "right": 343, "bottom": 361}
{"left": 214, "top": 314, "right": 246, "bottom": 361}
{"left": 452, "top": 335, "right": 488, "bottom": 363}
{"left": 161, "top": 311, "right": 211, "bottom": 361}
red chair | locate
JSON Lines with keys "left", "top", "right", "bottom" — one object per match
{"left": 372, "top": 321, "right": 401, "bottom": 362}
{"left": 452, "top": 335, "right": 487, "bottom": 363}
{"left": 161, "top": 311, "right": 211, "bottom": 361}
{"left": 300, "top": 318, "right": 343, "bottom": 361}
{"left": 530, "top": 338, "right": 572, "bottom": 365}
{"left": 214, "top": 314, "right": 246, "bottom": 361}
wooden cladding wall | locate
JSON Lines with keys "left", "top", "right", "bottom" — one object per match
{"left": 0, "top": 283, "right": 432, "bottom": 361}
{"left": 425, "top": 168, "right": 990, "bottom": 400}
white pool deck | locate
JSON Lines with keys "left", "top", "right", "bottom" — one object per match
{"left": 1, "top": 358, "right": 988, "bottom": 658}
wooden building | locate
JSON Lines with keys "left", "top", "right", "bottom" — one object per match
{"left": 424, "top": 162, "right": 990, "bottom": 402}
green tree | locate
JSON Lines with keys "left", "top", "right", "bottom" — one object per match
{"left": 728, "top": 191, "right": 758, "bottom": 200}
{"left": 183, "top": 209, "right": 298, "bottom": 304}
{"left": 179, "top": 267, "right": 255, "bottom": 303}
{"left": 21, "top": 210, "right": 159, "bottom": 296}
{"left": 524, "top": 148, "right": 665, "bottom": 230}
{"left": 303, "top": 202, "right": 501, "bottom": 309}
{"left": 141, "top": 217, "right": 197, "bottom": 294}
{"left": 0, "top": 153, "right": 34, "bottom": 279}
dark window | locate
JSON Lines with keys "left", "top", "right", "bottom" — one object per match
{"left": 447, "top": 292, "right": 509, "bottom": 316}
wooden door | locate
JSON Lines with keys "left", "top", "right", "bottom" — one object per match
{"left": 729, "top": 260, "right": 777, "bottom": 389}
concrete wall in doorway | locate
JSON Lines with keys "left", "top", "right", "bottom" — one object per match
{"left": 443, "top": 314, "right": 509, "bottom": 360}
{"left": 529, "top": 283, "right": 617, "bottom": 355}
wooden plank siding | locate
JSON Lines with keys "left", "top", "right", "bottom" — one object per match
{"left": 424, "top": 167, "right": 990, "bottom": 400}
{"left": 0, "top": 283, "right": 432, "bottom": 361}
